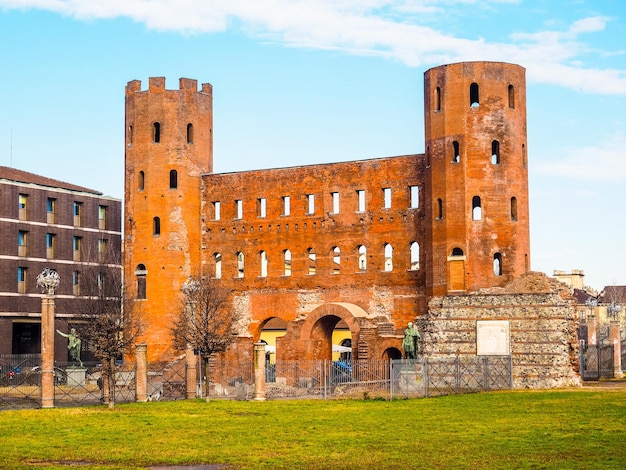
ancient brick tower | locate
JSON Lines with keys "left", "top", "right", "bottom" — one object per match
{"left": 423, "top": 62, "right": 530, "bottom": 296}
{"left": 124, "top": 78, "right": 213, "bottom": 360}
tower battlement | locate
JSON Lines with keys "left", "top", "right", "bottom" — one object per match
{"left": 125, "top": 77, "right": 212, "bottom": 95}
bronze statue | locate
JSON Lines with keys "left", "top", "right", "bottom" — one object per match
{"left": 402, "top": 322, "right": 420, "bottom": 359}
{"left": 57, "top": 327, "right": 82, "bottom": 367}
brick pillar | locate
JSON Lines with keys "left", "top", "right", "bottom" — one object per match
{"left": 610, "top": 320, "right": 623, "bottom": 378}
{"left": 135, "top": 344, "right": 148, "bottom": 402}
{"left": 186, "top": 345, "right": 197, "bottom": 399}
{"left": 40, "top": 296, "right": 55, "bottom": 408}
{"left": 253, "top": 343, "right": 266, "bottom": 401}
{"left": 587, "top": 315, "right": 597, "bottom": 346}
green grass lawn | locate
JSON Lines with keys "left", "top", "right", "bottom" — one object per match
{"left": 1, "top": 390, "right": 625, "bottom": 469}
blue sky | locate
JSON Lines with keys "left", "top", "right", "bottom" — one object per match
{"left": 0, "top": 0, "right": 624, "bottom": 290}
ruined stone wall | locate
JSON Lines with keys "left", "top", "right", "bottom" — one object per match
{"left": 424, "top": 272, "right": 581, "bottom": 388}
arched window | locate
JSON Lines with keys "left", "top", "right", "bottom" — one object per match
{"left": 358, "top": 245, "right": 367, "bottom": 271}
{"left": 138, "top": 171, "right": 145, "bottom": 191}
{"left": 237, "top": 252, "right": 245, "bottom": 278}
{"left": 472, "top": 196, "right": 482, "bottom": 220}
{"left": 452, "top": 141, "right": 460, "bottom": 163}
{"left": 410, "top": 242, "right": 419, "bottom": 270}
{"left": 214, "top": 253, "right": 222, "bottom": 279}
{"left": 135, "top": 264, "right": 147, "bottom": 300}
{"left": 494, "top": 253, "right": 503, "bottom": 276}
{"left": 127, "top": 125, "right": 133, "bottom": 145}
{"left": 451, "top": 247, "right": 464, "bottom": 256}
{"left": 331, "top": 247, "right": 341, "bottom": 274}
{"left": 284, "top": 249, "right": 292, "bottom": 276}
{"left": 186, "top": 123, "right": 194, "bottom": 144}
{"left": 437, "top": 198, "right": 443, "bottom": 220}
{"left": 491, "top": 140, "right": 500, "bottom": 164}
{"left": 435, "top": 86, "right": 441, "bottom": 111}
{"left": 259, "top": 251, "right": 268, "bottom": 277}
{"left": 470, "top": 83, "right": 479, "bottom": 107}
{"left": 508, "top": 84, "right": 515, "bottom": 109}
{"left": 169, "top": 169, "right": 178, "bottom": 189}
{"left": 153, "top": 122, "right": 161, "bottom": 143}
{"left": 510, "top": 197, "right": 518, "bottom": 221}
{"left": 384, "top": 243, "right": 393, "bottom": 272}
{"left": 307, "top": 248, "right": 316, "bottom": 275}
{"left": 153, "top": 217, "right": 160, "bottom": 235}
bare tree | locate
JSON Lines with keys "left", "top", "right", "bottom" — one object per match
{"left": 172, "top": 276, "right": 238, "bottom": 402}
{"left": 77, "top": 244, "right": 141, "bottom": 409}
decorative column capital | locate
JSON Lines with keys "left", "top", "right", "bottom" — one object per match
{"left": 36, "top": 268, "right": 60, "bottom": 295}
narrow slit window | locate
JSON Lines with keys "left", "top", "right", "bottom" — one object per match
{"left": 410, "top": 242, "right": 420, "bottom": 270}
{"left": 472, "top": 196, "right": 482, "bottom": 220}
{"left": 153, "top": 217, "right": 161, "bottom": 235}
{"left": 435, "top": 86, "right": 441, "bottom": 111}
{"left": 494, "top": 253, "right": 503, "bottom": 276}
{"left": 409, "top": 186, "right": 419, "bottom": 209}
{"left": 437, "top": 198, "right": 443, "bottom": 220}
{"left": 522, "top": 144, "right": 527, "bottom": 168}
{"left": 186, "top": 123, "right": 194, "bottom": 144}
{"left": 358, "top": 245, "right": 367, "bottom": 271}
{"left": 214, "top": 253, "right": 222, "bottom": 279}
{"left": 139, "top": 171, "right": 145, "bottom": 191}
{"left": 284, "top": 249, "right": 292, "bottom": 276}
{"left": 384, "top": 243, "right": 393, "bottom": 272}
{"left": 508, "top": 84, "right": 515, "bottom": 109}
{"left": 491, "top": 140, "right": 500, "bottom": 164}
{"left": 307, "top": 248, "right": 316, "bottom": 275}
{"left": 153, "top": 122, "right": 161, "bottom": 143}
{"left": 260, "top": 251, "right": 268, "bottom": 277}
{"left": 282, "top": 196, "right": 290, "bottom": 216}
{"left": 331, "top": 247, "right": 341, "bottom": 274}
{"left": 511, "top": 197, "right": 518, "bottom": 221}
{"left": 307, "top": 194, "right": 315, "bottom": 215}
{"left": 258, "top": 198, "right": 267, "bottom": 218}
{"left": 470, "top": 83, "right": 479, "bottom": 107}
{"left": 213, "top": 201, "right": 221, "bottom": 220}
{"left": 452, "top": 141, "right": 460, "bottom": 163}
{"left": 127, "top": 125, "right": 133, "bottom": 145}
{"left": 135, "top": 264, "right": 147, "bottom": 300}
{"left": 236, "top": 200, "right": 243, "bottom": 219}
{"left": 357, "top": 190, "right": 365, "bottom": 212}
{"left": 331, "top": 192, "right": 339, "bottom": 214}
{"left": 383, "top": 188, "right": 392, "bottom": 209}
{"left": 169, "top": 169, "right": 178, "bottom": 189}
{"left": 237, "top": 252, "right": 245, "bottom": 278}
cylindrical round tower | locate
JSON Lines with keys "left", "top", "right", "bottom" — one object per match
{"left": 423, "top": 62, "right": 530, "bottom": 296}
{"left": 124, "top": 77, "right": 213, "bottom": 361}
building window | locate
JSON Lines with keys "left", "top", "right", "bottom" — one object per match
{"left": 491, "top": 140, "right": 500, "bottom": 164}
{"left": 214, "top": 253, "right": 222, "bottom": 279}
{"left": 508, "top": 84, "right": 515, "bottom": 109}
{"left": 153, "top": 122, "right": 161, "bottom": 143}
{"left": 452, "top": 141, "right": 460, "bottom": 163}
{"left": 472, "top": 196, "right": 482, "bottom": 220}
{"left": 72, "top": 271, "right": 80, "bottom": 296}
{"left": 410, "top": 242, "right": 420, "bottom": 270}
{"left": 73, "top": 202, "right": 82, "bottom": 226}
{"left": 284, "top": 249, "right": 292, "bottom": 276}
{"left": 46, "top": 233, "right": 56, "bottom": 259}
{"left": 307, "top": 248, "right": 316, "bottom": 275}
{"left": 511, "top": 197, "right": 518, "bottom": 221}
{"left": 260, "top": 251, "right": 268, "bottom": 277}
{"left": 451, "top": 247, "right": 464, "bottom": 256}
{"left": 306, "top": 194, "right": 315, "bottom": 215}
{"left": 331, "top": 247, "right": 341, "bottom": 274}
{"left": 409, "top": 186, "right": 419, "bottom": 209}
{"left": 358, "top": 245, "right": 367, "bottom": 271}
{"left": 257, "top": 198, "right": 267, "bottom": 218}
{"left": 236, "top": 200, "right": 243, "bottom": 219}
{"left": 17, "top": 267, "right": 27, "bottom": 293}
{"left": 18, "top": 231, "right": 27, "bottom": 257}
{"left": 522, "top": 144, "right": 527, "bottom": 168}
{"left": 236, "top": 252, "right": 245, "bottom": 278}
{"left": 139, "top": 171, "right": 145, "bottom": 191}
{"left": 357, "top": 190, "right": 365, "bottom": 212}
{"left": 18, "top": 194, "right": 27, "bottom": 220}
{"left": 127, "top": 125, "right": 133, "bottom": 145}
{"left": 153, "top": 217, "right": 161, "bottom": 236}
{"left": 46, "top": 198, "right": 56, "bottom": 224}
{"left": 470, "top": 83, "right": 480, "bottom": 107}
{"left": 186, "top": 123, "right": 194, "bottom": 144}
{"left": 73, "top": 236, "right": 81, "bottom": 261}
{"left": 98, "top": 205, "right": 107, "bottom": 230}
{"left": 97, "top": 272, "right": 105, "bottom": 294}
{"left": 494, "top": 253, "right": 503, "bottom": 276}
{"left": 331, "top": 192, "right": 339, "bottom": 214}
{"left": 383, "top": 188, "right": 392, "bottom": 209}
{"left": 135, "top": 264, "right": 147, "bottom": 299}
{"left": 169, "top": 169, "right": 178, "bottom": 189}
{"left": 435, "top": 86, "right": 441, "bottom": 111}
{"left": 437, "top": 198, "right": 443, "bottom": 220}
{"left": 384, "top": 243, "right": 393, "bottom": 272}
{"left": 213, "top": 201, "right": 221, "bottom": 220}
{"left": 282, "top": 196, "right": 290, "bottom": 216}
{"left": 98, "top": 239, "right": 108, "bottom": 260}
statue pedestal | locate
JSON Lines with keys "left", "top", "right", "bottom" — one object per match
{"left": 398, "top": 366, "right": 423, "bottom": 395}
{"left": 66, "top": 367, "right": 87, "bottom": 387}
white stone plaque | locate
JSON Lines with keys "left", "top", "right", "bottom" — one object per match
{"left": 476, "top": 320, "right": 510, "bottom": 355}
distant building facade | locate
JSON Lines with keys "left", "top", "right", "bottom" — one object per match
{"left": 0, "top": 166, "right": 122, "bottom": 361}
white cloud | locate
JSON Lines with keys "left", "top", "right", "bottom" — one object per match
{"left": 1, "top": 0, "right": 625, "bottom": 94}
{"left": 534, "top": 131, "right": 626, "bottom": 182}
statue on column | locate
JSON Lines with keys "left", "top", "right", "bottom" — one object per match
{"left": 402, "top": 321, "right": 420, "bottom": 359}
{"left": 57, "top": 327, "right": 82, "bottom": 367}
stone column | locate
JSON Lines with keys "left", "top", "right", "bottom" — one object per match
{"left": 253, "top": 342, "right": 266, "bottom": 401}
{"left": 587, "top": 315, "right": 597, "bottom": 346}
{"left": 185, "top": 344, "right": 197, "bottom": 399}
{"left": 40, "top": 296, "right": 55, "bottom": 408}
{"left": 135, "top": 344, "right": 148, "bottom": 402}
{"left": 610, "top": 320, "right": 623, "bottom": 378}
